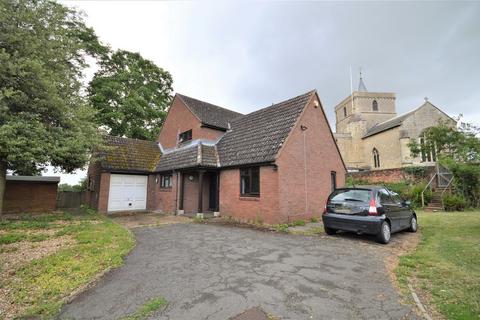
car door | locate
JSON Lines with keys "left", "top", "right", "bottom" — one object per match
{"left": 388, "top": 190, "right": 412, "bottom": 229}
{"left": 378, "top": 188, "right": 402, "bottom": 232}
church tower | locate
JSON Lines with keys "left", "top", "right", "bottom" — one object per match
{"left": 334, "top": 73, "right": 397, "bottom": 169}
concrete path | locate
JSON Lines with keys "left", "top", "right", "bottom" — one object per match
{"left": 59, "top": 224, "right": 417, "bottom": 320}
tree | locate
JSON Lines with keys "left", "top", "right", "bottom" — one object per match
{"left": 88, "top": 50, "right": 173, "bottom": 140}
{"left": 408, "top": 118, "right": 480, "bottom": 206}
{"left": 0, "top": 0, "right": 105, "bottom": 213}
{"left": 58, "top": 178, "right": 87, "bottom": 192}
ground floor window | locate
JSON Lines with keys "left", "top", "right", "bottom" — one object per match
{"left": 240, "top": 167, "right": 260, "bottom": 196}
{"left": 160, "top": 174, "right": 172, "bottom": 188}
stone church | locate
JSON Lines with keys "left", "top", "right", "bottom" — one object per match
{"left": 334, "top": 76, "right": 455, "bottom": 171}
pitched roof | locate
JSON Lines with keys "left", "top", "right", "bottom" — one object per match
{"left": 216, "top": 90, "right": 315, "bottom": 167}
{"left": 362, "top": 111, "right": 414, "bottom": 138}
{"left": 100, "top": 135, "right": 161, "bottom": 172}
{"left": 155, "top": 143, "right": 219, "bottom": 172}
{"left": 177, "top": 94, "right": 243, "bottom": 130}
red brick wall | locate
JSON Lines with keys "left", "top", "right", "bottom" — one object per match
{"left": 3, "top": 181, "right": 58, "bottom": 214}
{"left": 149, "top": 173, "right": 177, "bottom": 213}
{"left": 97, "top": 172, "right": 110, "bottom": 213}
{"left": 276, "top": 93, "right": 346, "bottom": 223}
{"left": 158, "top": 96, "right": 226, "bottom": 149}
{"left": 219, "top": 166, "right": 280, "bottom": 224}
{"left": 349, "top": 166, "right": 435, "bottom": 184}
{"left": 85, "top": 161, "right": 102, "bottom": 209}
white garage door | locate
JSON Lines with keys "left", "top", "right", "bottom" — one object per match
{"left": 108, "top": 174, "right": 148, "bottom": 212}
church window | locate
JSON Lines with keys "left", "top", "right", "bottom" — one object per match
{"left": 419, "top": 131, "right": 437, "bottom": 162}
{"left": 343, "top": 107, "right": 347, "bottom": 118}
{"left": 373, "top": 148, "right": 381, "bottom": 168}
{"left": 372, "top": 100, "right": 378, "bottom": 111}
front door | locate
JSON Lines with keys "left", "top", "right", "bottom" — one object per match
{"left": 208, "top": 172, "right": 219, "bottom": 211}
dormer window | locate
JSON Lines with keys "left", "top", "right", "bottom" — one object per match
{"left": 372, "top": 100, "right": 378, "bottom": 111}
{"left": 178, "top": 129, "right": 192, "bottom": 143}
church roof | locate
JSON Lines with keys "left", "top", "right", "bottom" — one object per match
{"left": 362, "top": 100, "right": 452, "bottom": 139}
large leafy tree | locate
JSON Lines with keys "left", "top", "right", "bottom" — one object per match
{"left": 409, "top": 119, "right": 480, "bottom": 206}
{"left": 0, "top": 0, "right": 105, "bottom": 213}
{"left": 88, "top": 50, "right": 173, "bottom": 140}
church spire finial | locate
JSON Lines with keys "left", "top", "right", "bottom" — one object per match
{"left": 358, "top": 68, "right": 368, "bottom": 92}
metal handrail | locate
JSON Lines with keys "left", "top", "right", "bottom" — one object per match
{"left": 421, "top": 173, "right": 437, "bottom": 207}
{"left": 440, "top": 176, "right": 454, "bottom": 209}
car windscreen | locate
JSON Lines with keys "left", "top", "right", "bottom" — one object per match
{"left": 329, "top": 189, "right": 371, "bottom": 203}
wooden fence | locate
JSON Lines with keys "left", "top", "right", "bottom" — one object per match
{"left": 56, "top": 191, "right": 85, "bottom": 209}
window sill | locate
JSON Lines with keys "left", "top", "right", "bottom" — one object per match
{"left": 159, "top": 188, "right": 172, "bottom": 192}
{"left": 239, "top": 196, "right": 260, "bottom": 201}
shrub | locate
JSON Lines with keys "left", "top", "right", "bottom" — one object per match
{"left": 443, "top": 194, "right": 467, "bottom": 211}
{"left": 409, "top": 183, "right": 432, "bottom": 208}
{"left": 275, "top": 224, "right": 289, "bottom": 232}
{"left": 290, "top": 220, "right": 306, "bottom": 227}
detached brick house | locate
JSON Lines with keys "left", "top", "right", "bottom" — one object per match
{"left": 86, "top": 90, "right": 346, "bottom": 224}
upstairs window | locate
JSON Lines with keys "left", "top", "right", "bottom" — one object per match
{"left": 372, "top": 100, "right": 378, "bottom": 111}
{"left": 343, "top": 107, "right": 347, "bottom": 118}
{"left": 240, "top": 167, "right": 260, "bottom": 196}
{"left": 178, "top": 129, "right": 192, "bottom": 143}
{"left": 160, "top": 174, "right": 172, "bottom": 188}
{"left": 373, "top": 148, "right": 381, "bottom": 168}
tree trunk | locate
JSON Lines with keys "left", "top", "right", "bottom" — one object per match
{"left": 0, "top": 161, "right": 6, "bottom": 215}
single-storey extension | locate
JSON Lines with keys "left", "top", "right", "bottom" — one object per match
{"left": 86, "top": 90, "right": 346, "bottom": 224}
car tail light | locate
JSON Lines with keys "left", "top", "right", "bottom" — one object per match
{"left": 323, "top": 201, "right": 328, "bottom": 215}
{"left": 368, "top": 193, "right": 378, "bottom": 216}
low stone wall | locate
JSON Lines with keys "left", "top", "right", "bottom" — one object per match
{"left": 349, "top": 166, "right": 435, "bottom": 184}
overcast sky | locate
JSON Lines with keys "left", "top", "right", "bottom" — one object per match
{"left": 52, "top": 0, "right": 480, "bottom": 184}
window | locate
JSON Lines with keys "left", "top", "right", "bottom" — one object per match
{"left": 389, "top": 190, "right": 402, "bottom": 204}
{"left": 372, "top": 100, "right": 378, "bottom": 111}
{"left": 160, "top": 174, "right": 172, "bottom": 188}
{"left": 343, "top": 107, "right": 347, "bottom": 118}
{"left": 331, "top": 171, "right": 337, "bottom": 191}
{"left": 373, "top": 148, "right": 381, "bottom": 168}
{"left": 240, "top": 167, "right": 260, "bottom": 196}
{"left": 420, "top": 132, "right": 437, "bottom": 162}
{"left": 178, "top": 129, "right": 192, "bottom": 143}
{"left": 378, "top": 188, "right": 395, "bottom": 205}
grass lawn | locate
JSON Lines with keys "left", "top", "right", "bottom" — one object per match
{"left": 396, "top": 210, "right": 480, "bottom": 320}
{"left": 0, "top": 212, "right": 134, "bottom": 319}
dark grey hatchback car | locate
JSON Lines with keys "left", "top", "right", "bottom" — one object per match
{"left": 322, "top": 186, "right": 418, "bottom": 244}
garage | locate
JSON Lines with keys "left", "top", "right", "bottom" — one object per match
{"left": 107, "top": 174, "right": 148, "bottom": 212}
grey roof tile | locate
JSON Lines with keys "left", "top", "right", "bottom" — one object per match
{"left": 216, "top": 91, "right": 314, "bottom": 167}
{"left": 155, "top": 143, "right": 219, "bottom": 172}
{"left": 99, "top": 136, "right": 161, "bottom": 172}
{"left": 177, "top": 94, "right": 243, "bottom": 130}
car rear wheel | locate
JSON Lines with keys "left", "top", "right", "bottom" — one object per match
{"left": 376, "top": 222, "right": 391, "bottom": 244}
{"left": 324, "top": 226, "right": 337, "bottom": 235}
{"left": 408, "top": 216, "right": 418, "bottom": 233}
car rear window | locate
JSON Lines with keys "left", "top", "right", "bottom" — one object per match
{"left": 329, "top": 189, "right": 371, "bottom": 203}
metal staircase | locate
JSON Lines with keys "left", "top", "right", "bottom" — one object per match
{"left": 421, "top": 163, "right": 454, "bottom": 211}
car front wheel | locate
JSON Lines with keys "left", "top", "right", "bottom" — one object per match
{"left": 376, "top": 221, "right": 391, "bottom": 244}
{"left": 408, "top": 216, "right": 418, "bottom": 233}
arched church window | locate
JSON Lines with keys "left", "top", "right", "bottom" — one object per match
{"left": 343, "top": 107, "right": 347, "bottom": 118}
{"left": 419, "top": 130, "right": 437, "bottom": 162}
{"left": 373, "top": 148, "right": 380, "bottom": 168}
{"left": 372, "top": 100, "right": 378, "bottom": 111}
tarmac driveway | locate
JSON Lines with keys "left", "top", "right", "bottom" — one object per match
{"left": 59, "top": 224, "right": 417, "bottom": 320}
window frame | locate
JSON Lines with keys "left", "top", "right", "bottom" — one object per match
{"left": 240, "top": 167, "right": 260, "bottom": 197}
{"left": 178, "top": 129, "right": 192, "bottom": 143}
{"left": 160, "top": 174, "right": 172, "bottom": 189}
{"left": 372, "top": 100, "right": 378, "bottom": 111}
{"left": 373, "top": 148, "right": 381, "bottom": 168}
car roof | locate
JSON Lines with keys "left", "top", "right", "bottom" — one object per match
{"left": 336, "top": 185, "right": 386, "bottom": 191}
